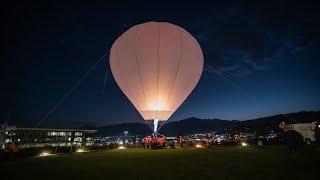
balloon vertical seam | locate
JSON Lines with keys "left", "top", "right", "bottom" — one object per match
{"left": 134, "top": 26, "right": 153, "bottom": 120}
{"left": 155, "top": 23, "right": 160, "bottom": 120}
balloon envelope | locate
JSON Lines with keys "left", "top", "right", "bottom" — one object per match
{"left": 110, "top": 22, "right": 203, "bottom": 121}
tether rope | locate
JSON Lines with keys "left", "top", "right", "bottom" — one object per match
{"left": 34, "top": 51, "right": 109, "bottom": 127}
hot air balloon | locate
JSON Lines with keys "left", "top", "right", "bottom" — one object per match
{"left": 110, "top": 22, "right": 203, "bottom": 133}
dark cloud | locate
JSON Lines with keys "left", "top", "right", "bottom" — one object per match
{"left": 199, "top": 2, "right": 319, "bottom": 77}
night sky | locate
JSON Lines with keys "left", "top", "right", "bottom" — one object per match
{"left": 2, "top": 1, "right": 320, "bottom": 128}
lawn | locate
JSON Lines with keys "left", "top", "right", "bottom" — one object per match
{"left": 1, "top": 145, "right": 319, "bottom": 180}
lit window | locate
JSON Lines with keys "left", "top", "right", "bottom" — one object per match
{"left": 74, "top": 137, "right": 82, "bottom": 142}
{"left": 58, "top": 132, "right": 66, "bottom": 136}
{"left": 75, "top": 132, "right": 82, "bottom": 136}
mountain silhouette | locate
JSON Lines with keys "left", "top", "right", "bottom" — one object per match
{"left": 82, "top": 111, "right": 320, "bottom": 136}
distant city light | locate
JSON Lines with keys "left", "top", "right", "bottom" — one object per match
{"left": 39, "top": 151, "right": 53, "bottom": 157}
{"left": 195, "top": 144, "right": 203, "bottom": 148}
{"left": 241, "top": 142, "right": 248, "bottom": 147}
{"left": 118, "top": 146, "right": 126, "bottom": 150}
{"left": 76, "top": 148, "right": 87, "bottom": 153}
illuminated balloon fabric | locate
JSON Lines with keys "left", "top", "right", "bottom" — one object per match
{"left": 110, "top": 22, "right": 203, "bottom": 121}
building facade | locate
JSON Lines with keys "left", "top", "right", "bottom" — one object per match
{"left": 1, "top": 124, "right": 97, "bottom": 149}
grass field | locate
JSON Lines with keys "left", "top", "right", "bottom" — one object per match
{"left": 1, "top": 145, "right": 319, "bottom": 180}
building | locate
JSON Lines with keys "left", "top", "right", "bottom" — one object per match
{"left": 1, "top": 124, "right": 97, "bottom": 149}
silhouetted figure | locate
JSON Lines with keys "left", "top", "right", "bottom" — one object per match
{"left": 179, "top": 136, "right": 184, "bottom": 148}
{"left": 283, "top": 130, "right": 304, "bottom": 151}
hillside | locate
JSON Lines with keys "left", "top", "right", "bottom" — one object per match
{"left": 88, "top": 111, "right": 320, "bottom": 136}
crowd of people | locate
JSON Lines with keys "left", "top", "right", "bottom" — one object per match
{"left": 143, "top": 134, "right": 167, "bottom": 149}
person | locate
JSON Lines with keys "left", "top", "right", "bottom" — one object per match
{"left": 153, "top": 135, "right": 159, "bottom": 146}
{"left": 179, "top": 136, "right": 184, "bottom": 148}
{"left": 143, "top": 136, "right": 150, "bottom": 149}
{"left": 143, "top": 136, "right": 147, "bottom": 149}
{"left": 159, "top": 136, "right": 163, "bottom": 146}
{"left": 159, "top": 136, "right": 166, "bottom": 148}
{"left": 283, "top": 130, "right": 303, "bottom": 151}
{"left": 147, "top": 136, "right": 152, "bottom": 149}
{"left": 144, "top": 136, "right": 148, "bottom": 149}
